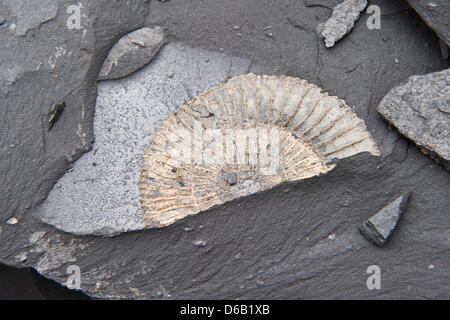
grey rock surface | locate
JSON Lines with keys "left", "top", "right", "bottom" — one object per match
{"left": 406, "top": 0, "right": 450, "bottom": 47}
{"left": 318, "top": 0, "right": 368, "bottom": 48}
{"left": 36, "top": 42, "right": 252, "bottom": 236}
{"left": 98, "top": 26, "right": 165, "bottom": 81}
{"left": 4, "top": 0, "right": 59, "bottom": 37}
{"left": 439, "top": 39, "right": 449, "bottom": 59}
{"left": 377, "top": 68, "right": 450, "bottom": 169}
{"left": 360, "top": 192, "right": 411, "bottom": 246}
{"left": 0, "top": 0, "right": 449, "bottom": 299}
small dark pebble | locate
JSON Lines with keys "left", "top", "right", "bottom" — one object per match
{"left": 360, "top": 192, "right": 411, "bottom": 246}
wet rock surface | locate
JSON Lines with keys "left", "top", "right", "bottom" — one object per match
{"left": 98, "top": 26, "right": 165, "bottom": 81}
{"left": 318, "top": 0, "right": 368, "bottom": 48}
{"left": 377, "top": 68, "right": 450, "bottom": 169}
{"left": 360, "top": 192, "right": 411, "bottom": 246}
{"left": 0, "top": 0, "right": 449, "bottom": 299}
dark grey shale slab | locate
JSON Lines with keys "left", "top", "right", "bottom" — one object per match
{"left": 35, "top": 42, "right": 252, "bottom": 236}
{"left": 406, "top": 0, "right": 450, "bottom": 47}
{"left": 318, "top": 0, "right": 368, "bottom": 48}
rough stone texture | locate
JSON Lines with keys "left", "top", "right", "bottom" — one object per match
{"left": 98, "top": 26, "right": 165, "bottom": 81}
{"left": 360, "top": 192, "right": 411, "bottom": 246}
{"left": 1, "top": 0, "right": 449, "bottom": 299}
{"left": 377, "top": 68, "right": 450, "bottom": 169}
{"left": 406, "top": 0, "right": 450, "bottom": 47}
{"left": 439, "top": 39, "right": 449, "bottom": 59}
{"left": 318, "top": 0, "right": 368, "bottom": 48}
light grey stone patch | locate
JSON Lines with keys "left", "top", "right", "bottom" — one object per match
{"left": 98, "top": 27, "right": 165, "bottom": 80}
{"left": 360, "top": 192, "right": 411, "bottom": 246}
{"left": 35, "top": 41, "right": 251, "bottom": 236}
{"left": 318, "top": 0, "right": 368, "bottom": 48}
{"left": 377, "top": 68, "right": 450, "bottom": 169}
{"left": 5, "top": 0, "right": 58, "bottom": 36}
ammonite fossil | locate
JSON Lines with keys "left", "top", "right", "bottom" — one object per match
{"left": 140, "top": 74, "right": 379, "bottom": 227}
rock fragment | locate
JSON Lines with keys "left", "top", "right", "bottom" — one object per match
{"left": 360, "top": 192, "right": 411, "bottom": 246}
{"left": 377, "top": 69, "right": 450, "bottom": 169}
{"left": 406, "top": 0, "right": 450, "bottom": 47}
{"left": 98, "top": 27, "right": 165, "bottom": 81}
{"left": 139, "top": 74, "right": 379, "bottom": 229}
{"left": 318, "top": 0, "right": 368, "bottom": 48}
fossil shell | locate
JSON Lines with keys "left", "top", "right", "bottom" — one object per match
{"left": 140, "top": 74, "right": 379, "bottom": 227}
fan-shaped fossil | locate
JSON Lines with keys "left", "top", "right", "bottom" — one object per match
{"left": 140, "top": 74, "right": 379, "bottom": 227}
